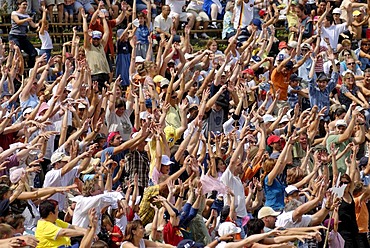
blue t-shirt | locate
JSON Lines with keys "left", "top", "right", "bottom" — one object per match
{"left": 135, "top": 25, "right": 150, "bottom": 44}
{"left": 101, "top": 147, "right": 126, "bottom": 189}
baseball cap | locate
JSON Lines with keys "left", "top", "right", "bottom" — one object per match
{"left": 288, "top": 41, "right": 298, "bottom": 49}
{"left": 252, "top": 19, "right": 262, "bottom": 30}
{"left": 285, "top": 61, "right": 294, "bottom": 69}
{"left": 300, "top": 42, "right": 312, "bottom": 50}
{"left": 290, "top": 74, "right": 302, "bottom": 82}
{"left": 153, "top": 75, "right": 164, "bottom": 83}
{"left": 22, "top": 107, "right": 33, "bottom": 117}
{"left": 161, "top": 155, "right": 174, "bottom": 166}
{"left": 267, "top": 135, "right": 281, "bottom": 145}
{"left": 353, "top": 10, "right": 362, "bottom": 17}
{"left": 359, "top": 157, "right": 369, "bottom": 167}
{"left": 277, "top": 54, "right": 285, "bottom": 61}
{"left": 278, "top": 41, "right": 287, "bottom": 50}
{"left": 132, "top": 131, "right": 151, "bottom": 142}
{"left": 91, "top": 30, "right": 102, "bottom": 39}
{"left": 177, "top": 239, "right": 204, "bottom": 248}
{"left": 285, "top": 185, "right": 299, "bottom": 195}
{"left": 258, "top": 206, "right": 280, "bottom": 219}
{"left": 107, "top": 131, "right": 120, "bottom": 144}
{"left": 94, "top": 133, "right": 107, "bottom": 141}
{"left": 135, "top": 56, "right": 145, "bottom": 63}
{"left": 313, "top": 144, "right": 327, "bottom": 152}
{"left": 160, "top": 78, "right": 170, "bottom": 88}
{"left": 218, "top": 222, "right": 241, "bottom": 236}
{"left": 185, "top": 53, "right": 195, "bottom": 60}
{"left": 145, "top": 223, "right": 164, "bottom": 237}
{"left": 317, "top": 73, "right": 329, "bottom": 81}
{"left": 263, "top": 114, "right": 277, "bottom": 123}
{"left": 333, "top": 8, "right": 341, "bottom": 15}
{"left": 117, "top": 29, "right": 124, "bottom": 38}
{"left": 252, "top": 55, "right": 262, "bottom": 63}
{"left": 280, "top": 115, "right": 290, "bottom": 124}
{"left": 242, "top": 68, "right": 255, "bottom": 76}
{"left": 259, "top": 9, "right": 267, "bottom": 17}
{"left": 50, "top": 152, "right": 70, "bottom": 164}
{"left": 335, "top": 119, "right": 348, "bottom": 127}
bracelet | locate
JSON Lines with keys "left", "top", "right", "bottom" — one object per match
{"left": 358, "top": 123, "right": 365, "bottom": 125}
{"left": 216, "top": 237, "right": 221, "bottom": 243}
{"left": 257, "top": 188, "right": 263, "bottom": 192}
{"left": 87, "top": 225, "right": 92, "bottom": 229}
{"left": 178, "top": 196, "right": 184, "bottom": 199}
{"left": 325, "top": 206, "right": 330, "bottom": 210}
{"left": 95, "top": 91, "right": 99, "bottom": 94}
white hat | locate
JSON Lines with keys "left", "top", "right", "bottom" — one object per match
{"left": 135, "top": 56, "right": 145, "bottom": 63}
{"left": 300, "top": 42, "right": 312, "bottom": 50}
{"left": 145, "top": 223, "right": 164, "bottom": 236}
{"left": 285, "top": 185, "right": 299, "bottom": 195}
{"left": 263, "top": 114, "right": 277, "bottom": 123}
{"left": 132, "top": 131, "right": 151, "bottom": 142}
{"left": 288, "top": 41, "right": 298, "bottom": 48}
{"left": 279, "top": 115, "right": 289, "bottom": 124}
{"left": 78, "top": 103, "right": 86, "bottom": 109}
{"left": 117, "top": 29, "right": 124, "bottom": 38}
{"left": 139, "top": 111, "right": 148, "bottom": 120}
{"left": 218, "top": 222, "right": 241, "bottom": 236}
{"left": 335, "top": 119, "right": 348, "bottom": 127}
{"left": 258, "top": 206, "right": 280, "bottom": 219}
{"left": 355, "top": 106, "right": 365, "bottom": 112}
{"left": 184, "top": 53, "right": 195, "bottom": 60}
{"left": 50, "top": 152, "right": 70, "bottom": 164}
{"left": 333, "top": 8, "right": 341, "bottom": 15}
{"left": 160, "top": 78, "right": 170, "bottom": 88}
{"left": 342, "top": 69, "right": 355, "bottom": 77}
{"left": 22, "top": 107, "right": 33, "bottom": 117}
{"left": 161, "top": 155, "right": 174, "bottom": 165}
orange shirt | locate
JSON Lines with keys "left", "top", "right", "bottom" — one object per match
{"left": 354, "top": 194, "right": 369, "bottom": 233}
{"left": 270, "top": 68, "right": 292, "bottom": 101}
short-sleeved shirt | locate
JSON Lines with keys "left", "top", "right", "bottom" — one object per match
{"left": 275, "top": 211, "right": 312, "bottom": 228}
{"left": 154, "top": 14, "right": 172, "bottom": 34}
{"left": 105, "top": 103, "right": 133, "bottom": 141}
{"left": 320, "top": 23, "right": 347, "bottom": 49}
{"left": 271, "top": 68, "right": 292, "bottom": 101}
{"left": 220, "top": 167, "right": 247, "bottom": 217}
{"left": 326, "top": 134, "right": 352, "bottom": 173}
{"left": 43, "top": 167, "right": 79, "bottom": 211}
{"left": 139, "top": 185, "right": 160, "bottom": 226}
{"left": 35, "top": 219, "right": 70, "bottom": 248}
{"left": 163, "top": 221, "right": 184, "bottom": 246}
{"left": 339, "top": 84, "right": 360, "bottom": 110}
{"left": 354, "top": 195, "right": 369, "bottom": 233}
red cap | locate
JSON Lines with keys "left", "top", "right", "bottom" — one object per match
{"left": 107, "top": 131, "right": 120, "bottom": 144}
{"left": 259, "top": 9, "right": 267, "bottom": 17}
{"left": 267, "top": 135, "right": 281, "bottom": 146}
{"left": 278, "top": 41, "right": 287, "bottom": 50}
{"left": 142, "top": 9, "right": 148, "bottom": 15}
{"left": 242, "top": 68, "right": 255, "bottom": 76}
{"left": 65, "top": 52, "right": 73, "bottom": 59}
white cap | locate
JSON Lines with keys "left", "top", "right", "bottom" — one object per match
{"left": 22, "top": 107, "right": 33, "bottom": 117}
{"left": 135, "top": 56, "right": 145, "bottom": 63}
{"left": 132, "top": 132, "right": 151, "bottom": 142}
{"left": 78, "top": 103, "right": 86, "bottom": 109}
{"left": 161, "top": 155, "right": 174, "bottom": 165}
{"left": 184, "top": 53, "right": 195, "bottom": 60}
{"left": 285, "top": 185, "right": 299, "bottom": 195}
{"left": 288, "top": 41, "right": 298, "bottom": 48}
{"left": 335, "top": 119, "right": 348, "bottom": 127}
{"left": 218, "top": 222, "right": 241, "bottom": 236}
{"left": 280, "top": 115, "right": 289, "bottom": 124}
{"left": 355, "top": 106, "right": 365, "bottom": 112}
{"left": 300, "top": 42, "right": 312, "bottom": 50}
{"left": 51, "top": 152, "right": 70, "bottom": 164}
{"left": 139, "top": 111, "right": 148, "bottom": 120}
{"left": 258, "top": 206, "right": 281, "bottom": 219}
{"left": 263, "top": 114, "right": 277, "bottom": 123}
{"left": 333, "top": 8, "right": 341, "bottom": 14}
{"left": 342, "top": 69, "right": 355, "bottom": 77}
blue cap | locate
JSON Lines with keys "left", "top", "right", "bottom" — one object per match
{"left": 252, "top": 19, "right": 262, "bottom": 30}
{"left": 252, "top": 55, "right": 262, "bottom": 62}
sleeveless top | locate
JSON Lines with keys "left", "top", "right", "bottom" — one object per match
{"left": 20, "top": 94, "right": 39, "bottom": 110}
{"left": 338, "top": 194, "right": 359, "bottom": 235}
{"left": 10, "top": 11, "right": 30, "bottom": 36}
{"left": 85, "top": 43, "right": 110, "bottom": 75}
{"left": 39, "top": 31, "right": 53, "bottom": 50}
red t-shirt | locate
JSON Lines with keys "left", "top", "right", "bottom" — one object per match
{"left": 110, "top": 225, "right": 123, "bottom": 248}
{"left": 163, "top": 222, "right": 184, "bottom": 246}
{"left": 89, "top": 19, "right": 117, "bottom": 55}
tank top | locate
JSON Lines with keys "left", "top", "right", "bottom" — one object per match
{"left": 20, "top": 94, "right": 39, "bottom": 111}
{"left": 85, "top": 44, "right": 110, "bottom": 75}
{"left": 39, "top": 31, "right": 53, "bottom": 50}
{"left": 121, "top": 239, "right": 145, "bottom": 248}
{"left": 10, "top": 11, "right": 30, "bottom": 36}
{"left": 338, "top": 194, "right": 359, "bottom": 235}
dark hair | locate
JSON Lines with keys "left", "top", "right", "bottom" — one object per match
{"left": 335, "top": 108, "right": 346, "bottom": 117}
{"left": 39, "top": 199, "right": 58, "bottom": 218}
{"left": 340, "top": 173, "right": 352, "bottom": 184}
{"left": 325, "top": 14, "right": 334, "bottom": 25}
{"left": 137, "top": 12, "right": 145, "bottom": 19}
{"left": 17, "top": 0, "right": 27, "bottom": 5}
{"left": 246, "top": 219, "right": 265, "bottom": 236}
{"left": 67, "top": 125, "right": 77, "bottom": 137}
{"left": 124, "top": 220, "right": 143, "bottom": 242}
{"left": 115, "top": 99, "right": 126, "bottom": 109}
{"left": 5, "top": 214, "right": 25, "bottom": 230}
{"left": 0, "top": 184, "right": 10, "bottom": 200}
{"left": 295, "top": 3, "right": 306, "bottom": 14}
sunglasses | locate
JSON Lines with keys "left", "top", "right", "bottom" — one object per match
{"left": 347, "top": 62, "right": 355, "bottom": 65}
{"left": 339, "top": 181, "right": 349, "bottom": 186}
{"left": 171, "top": 95, "right": 177, "bottom": 99}
{"left": 301, "top": 49, "right": 309, "bottom": 52}
{"left": 92, "top": 38, "right": 101, "bottom": 40}
{"left": 363, "top": 43, "right": 370, "bottom": 46}
{"left": 344, "top": 53, "right": 351, "bottom": 56}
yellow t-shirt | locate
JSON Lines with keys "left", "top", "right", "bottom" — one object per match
{"left": 35, "top": 219, "right": 70, "bottom": 248}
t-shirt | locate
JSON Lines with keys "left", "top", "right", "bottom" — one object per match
{"left": 110, "top": 225, "right": 123, "bottom": 248}
{"left": 35, "top": 219, "right": 70, "bottom": 248}
{"left": 163, "top": 221, "right": 184, "bottom": 246}
{"left": 220, "top": 167, "right": 247, "bottom": 217}
{"left": 106, "top": 103, "right": 133, "bottom": 141}
{"left": 0, "top": 199, "right": 9, "bottom": 217}
{"left": 271, "top": 68, "right": 292, "bottom": 101}
{"left": 275, "top": 211, "right": 312, "bottom": 228}
{"left": 85, "top": 43, "right": 110, "bottom": 75}
{"left": 320, "top": 23, "right": 347, "bottom": 49}
{"left": 154, "top": 14, "right": 172, "bottom": 34}
{"left": 326, "top": 134, "right": 352, "bottom": 173}
{"left": 354, "top": 195, "right": 369, "bottom": 233}
{"left": 263, "top": 174, "right": 286, "bottom": 211}
{"left": 43, "top": 167, "right": 79, "bottom": 211}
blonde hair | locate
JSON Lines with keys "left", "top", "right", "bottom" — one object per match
{"left": 82, "top": 178, "right": 98, "bottom": 197}
{"left": 287, "top": 167, "right": 305, "bottom": 185}
{"left": 261, "top": 159, "right": 276, "bottom": 186}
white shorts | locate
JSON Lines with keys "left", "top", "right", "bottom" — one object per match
{"left": 169, "top": 12, "right": 193, "bottom": 22}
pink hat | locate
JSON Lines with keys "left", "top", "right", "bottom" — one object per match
{"left": 38, "top": 102, "right": 49, "bottom": 115}
{"left": 10, "top": 168, "right": 25, "bottom": 184}
{"left": 313, "top": 16, "right": 319, "bottom": 21}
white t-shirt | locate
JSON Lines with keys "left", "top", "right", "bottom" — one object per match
{"left": 275, "top": 211, "right": 312, "bottom": 228}
{"left": 166, "top": 0, "right": 185, "bottom": 14}
{"left": 154, "top": 14, "right": 172, "bottom": 34}
{"left": 43, "top": 166, "right": 79, "bottom": 211}
{"left": 320, "top": 23, "right": 347, "bottom": 49}
{"left": 186, "top": 95, "right": 200, "bottom": 105}
{"left": 105, "top": 102, "right": 133, "bottom": 141}
{"left": 39, "top": 30, "right": 53, "bottom": 50}
{"left": 71, "top": 191, "right": 123, "bottom": 233}
{"left": 220, "top": 167, "right": 247, "bottom": 217}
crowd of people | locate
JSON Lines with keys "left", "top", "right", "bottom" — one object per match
{"left": 3, "top": 0, "right": 370, "bottom": 247}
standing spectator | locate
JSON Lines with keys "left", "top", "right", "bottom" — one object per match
{"left": 233, "top": 0, "right": 254, "bottom": 29}
{"left": 82, "top": 9, "right": 110, "bottom": 90}
{"left": 9, "top": 0, "right": 38, "bottom": 68}
{"left": 38, "top": 6, "right": 53, "bottom": 61}
{"left": 63, "top": 0, "right": 75, "bottom": 30}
